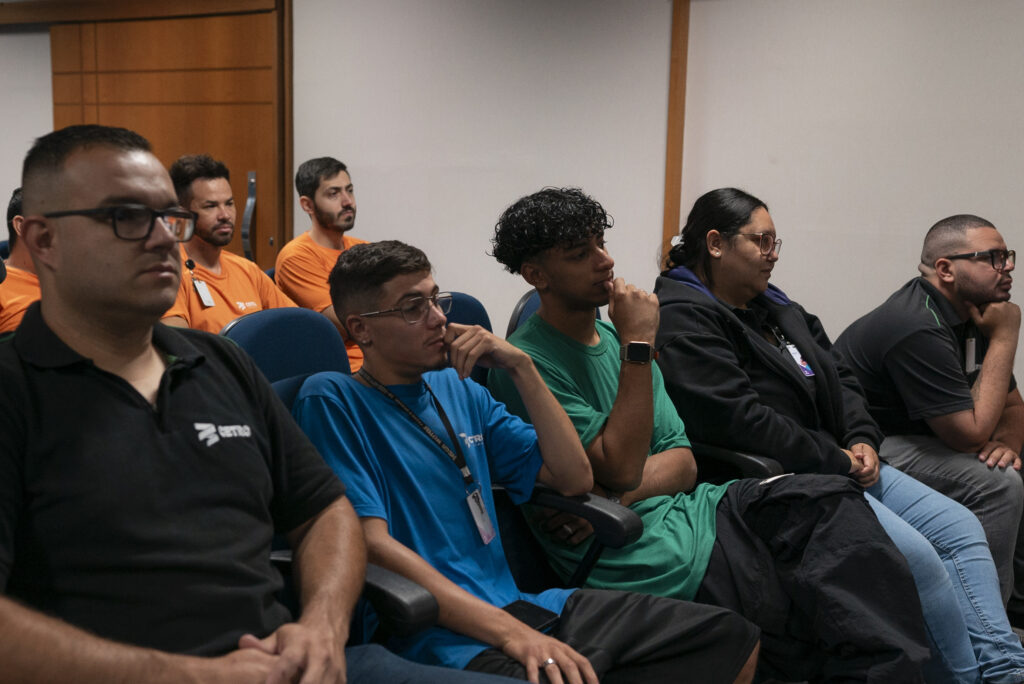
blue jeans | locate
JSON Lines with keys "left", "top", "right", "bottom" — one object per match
{"left": 347, "top": 644, "right": 521, "bottom": 683}
{"left": 866, "top": 464, "right": 1024, "bottom": 684}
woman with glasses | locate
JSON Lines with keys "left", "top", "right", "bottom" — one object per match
{"left": 653, "top": 187, "right": 1024, "bottom": 683}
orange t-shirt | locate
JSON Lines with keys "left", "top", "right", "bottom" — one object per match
{"left": 0, "top": 266, "right": 40, "bottom": 333}
{"left": 163, "top": 246, "right": 296, "bottom": 333}
{"left": 275, "top": 231, "right": 367, "bottom": 370}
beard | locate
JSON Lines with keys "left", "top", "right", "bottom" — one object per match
{"left": 195, "top": 222, "right": 234, "bottom": 248}
{"left": 314, "top": 203, "right": 356, "bottom": 233}
{"left": 957, "top": 272, "right": 1012, "bottom": 305}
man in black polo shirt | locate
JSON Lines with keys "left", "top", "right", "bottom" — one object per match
{"left": 0, "top": 125, "right": 519, "bottom": 683}
{"left": 836, "top": 214, "right": 1023, "bottom": 609}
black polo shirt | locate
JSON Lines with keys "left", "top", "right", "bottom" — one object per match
{"left": 0, "top": 303, "right": 345, "bottom": 656}
{"left": 835, "top": 277, "right": 1013, "bottom": 436}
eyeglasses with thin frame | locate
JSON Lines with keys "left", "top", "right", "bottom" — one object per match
{"left": 359, "top": 292, "right": 453, "bottom": 325}
{"left": 740, "top": 232, "right": 782, "bottom": 257}
{"left": 42, "top": 204, "right": 196, "bottom": 242}
{"left": 942, "top": 248, "right": 1015, "bottom": 272}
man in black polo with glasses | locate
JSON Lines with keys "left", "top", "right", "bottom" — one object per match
{"left": 836, "top": 214, "right": 1024, "bottom": 615}
{"left": 0, "top": 125, "right": 526, "bottom": 683}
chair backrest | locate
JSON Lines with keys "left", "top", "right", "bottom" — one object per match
{"left": 505, "top": 288, "right": 600, "bottom": 339}
{"left": 221, "top": 307, "right": 350, "bottom": 383}
{"left": 445, "top": 291, "right": 493, "bottom": 385}
{"left": 505, "top": 289, "right": 540, "bottom": 338}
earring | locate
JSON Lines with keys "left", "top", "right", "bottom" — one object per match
{"left": 712, "top": 250, "right": 721, "bottom": 256}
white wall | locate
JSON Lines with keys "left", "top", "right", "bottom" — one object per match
{"left": 684, "top": 0, "right": 1024, "bottom": 377}
{"left": 0, "top": 24, "right": 52, "bottom": 238}
{"left": 293, "top": 0, "right": 673, "bottom": 329}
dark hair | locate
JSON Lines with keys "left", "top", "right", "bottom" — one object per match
{"left": 920, "top": 214, "right": 995, "bottom": 268}
{"left": 21, "top": 125, "right": 151, "bottom": 215}
{"left": 664, "top": 187, "right": 767, "bottom": 284}
{"left": 295, "top": 157, "right": 349, "bottom": 199}
{"left": 491, "top": 187, "right": 613, "bottom": 274}
{"left": 328, "top": 240, "right": 432, "bottom": 321}
{"left": 168, "top": 154, "right": 230, "bottom": 206}
{"left": 21, "top": 124, "right": 149, "bottom": 214}
{"left": 6, "top": 187, "right": 22, "bottom": 250}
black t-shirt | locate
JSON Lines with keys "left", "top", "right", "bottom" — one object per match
{"left": 0, "top": 303, "right": 346, "bottom": 656}
{"left": 835, "top": 277, "right": 1014, "bottom": 436}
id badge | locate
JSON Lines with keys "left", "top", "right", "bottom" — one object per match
{"left": 466, "top": 488, "right": 496, "bottom": 544}
{"left": 785, "top": 343, "right": 815, "bottom": 377}
{"left": 193, "top": 279, "right": 216, "bottom": 308}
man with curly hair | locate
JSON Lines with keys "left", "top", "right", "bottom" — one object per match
{"left": 487, "top": 187, "right": 933, "bottom": 684}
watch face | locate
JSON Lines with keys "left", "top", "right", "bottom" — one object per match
{"left": 622, "top": 342, "right": 654, "bottom": 363}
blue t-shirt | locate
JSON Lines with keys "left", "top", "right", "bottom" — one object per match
{"left": 293, "top": 368, "right": 574, "bottom": 668}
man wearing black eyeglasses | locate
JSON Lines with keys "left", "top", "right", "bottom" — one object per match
{"left": 0, "top": 125, "right": 523, "bottom": 684}
{"left": 837, "top": 214, "right": 1024, "bottom": 616}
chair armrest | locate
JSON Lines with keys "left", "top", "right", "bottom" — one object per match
{"left": 528, "top": 485, "right": 643, "bottom": 548}
{"left": 363, "top": 564, "right": 440, "bottom": 638}
{"left": 270, "top": 551, "right": 439, "bottom": 638}
{"left": 690, "top": 441, "right": 785, "bottom": 479}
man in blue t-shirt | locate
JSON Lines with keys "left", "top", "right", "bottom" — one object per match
{"left": 293, "top": 239, "right": 761, "bottom": 684}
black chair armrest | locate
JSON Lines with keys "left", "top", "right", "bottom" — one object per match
{"left": 528, "top": 484, "right": 643, "bottom": 549}
{"left": 270, "top": 551, "right": 438, "bottom": 638}
{"left": 363, "top": 563, "right": 440, "bottom": 638}
{"left": 690, "top": 441, "right": 785, "bottom": 481}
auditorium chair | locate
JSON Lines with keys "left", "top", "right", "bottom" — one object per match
{"left": 444, "top": 291, "right": 494, "bottom": 385}
{"left": 220, "top": 307, "right": 350, "bottom": 383}
{"left": 269, "top": 374, "right": 439, "bottom": 643}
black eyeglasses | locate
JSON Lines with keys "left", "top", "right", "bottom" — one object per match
{"left": 360, "top": 292, "right": 453, "bottom": 324}
{"left": 943, "top": 249, "right": 1015, "bottom": 272}
{"left": 42, "top": 204, "right": 196, "bottom": 242}
{"left": 740, "top": 232, "right": 782, "bottom": 257}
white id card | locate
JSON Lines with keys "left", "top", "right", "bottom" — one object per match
{"left": 785, "top": 343, "right": 815, "bottom": 377}
{"left": 467, "top": 488, "right": 496, "bottom": 544}
{"left": 193, "top": 279, "right": 216, "bottom": 308}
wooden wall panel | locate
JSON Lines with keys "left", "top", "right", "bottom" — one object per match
{"left": 1, "top": 0, "right": 275, "bottom": 25}
{"left": 49, "top": 24, "right": 81, "bottom": 72}
{"left": 51, "top": 74, "right": 82, "bottom": 104}
{"left": 96, "top": 70, "right": 274, "bottom": 104}
{"left": 49, "top": 8, "right": 288, "bottom": 268}
{"left": 53, "top": 104, "right": 83, "bottom": 130}
{"left": 662, "top": 0, "right": 690, "bottom": 260}
{"left": 98, "top": 103, "right": 279, "bottom": 262}
{"left": 94, "top": 13, "right": 275, "bottom": 72}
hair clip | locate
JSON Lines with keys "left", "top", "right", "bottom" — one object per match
{"left": 670, "top": 234, "right": 684, "bottom": 247}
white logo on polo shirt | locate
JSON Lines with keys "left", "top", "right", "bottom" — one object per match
{"left": 194, "top": 422, "right": 253, "bottom": 446}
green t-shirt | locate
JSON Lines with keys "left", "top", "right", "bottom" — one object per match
{"left": 488, "top": 314, "right": 728, "bottom": 600}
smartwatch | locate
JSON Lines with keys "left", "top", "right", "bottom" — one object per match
{"left": 619, "top": 341, "right": 657, "bottom": 364}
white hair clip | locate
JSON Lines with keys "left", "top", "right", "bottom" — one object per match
{"left": 670, "top": 234, "right": 684, "bottom": 247}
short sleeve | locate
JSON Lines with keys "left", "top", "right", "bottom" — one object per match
{"left": 291, "top": 377, "right": 390, "bottom": 521}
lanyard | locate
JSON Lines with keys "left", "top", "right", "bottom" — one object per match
{"left": 766, "top": 323, "right": 788, "bottom": 350}
{"left": 357, "top": 368, "right": 474, "bottom": 487}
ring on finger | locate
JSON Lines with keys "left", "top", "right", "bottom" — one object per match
{"left": 561, "top": 524, "right": 574, "bottom": 536}
{"left": 542, "top": 657, "right": 557, "bottom": 667}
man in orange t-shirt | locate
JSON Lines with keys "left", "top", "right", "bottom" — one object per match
{"left": 275, "top": 157, "right": 366, "bottom": 370}
{"left": 162, "top": 155, "right": 295, "bottom": 333}
{"left": 0, "top": 188, "right": 41, "bottom": 333}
